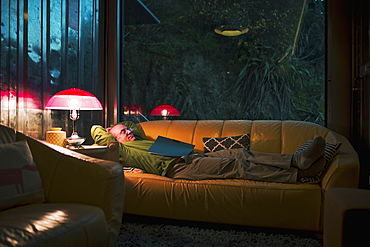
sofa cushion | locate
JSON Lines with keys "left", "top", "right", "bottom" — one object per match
{"left": 203, "top": 134, "right": 250, "bottom": 153}
{"left": 0, "top": 140, "right": 45, "bottom": 210}
{"left": 296, "top": 140, "right": 341, "bottom": 183}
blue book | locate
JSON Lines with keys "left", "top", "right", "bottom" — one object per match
{"left": 148, "top": 136, "right": 195, "bottom": 157}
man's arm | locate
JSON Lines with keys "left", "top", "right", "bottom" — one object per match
{"left": 91, "top": 125, "right": 118, "bottom": 146}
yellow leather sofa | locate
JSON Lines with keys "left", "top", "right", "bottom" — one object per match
{"left": 0, "top": 124, "right": 125, "bottom": 247}
{"left": 122, "top": 120, "right": 360, "bottom": 232}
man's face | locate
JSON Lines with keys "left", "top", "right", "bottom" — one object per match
{"left": 110, "top": 124, "right": 136, "bottom": 143}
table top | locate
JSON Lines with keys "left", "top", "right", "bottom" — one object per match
{"left": 41, "top": 141, "right": 119, "bottom": 163}
{"left": 79, "top": 145, "right": 107, "bottom": 149}
{"left": 69, "top": 145, "right": 107, "bottom": 153}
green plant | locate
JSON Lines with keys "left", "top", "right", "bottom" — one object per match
{"left": 122, "top": 0, "right": 325, "bottom": 123}
{"left": 232, "top": 45, "right": 321, "bottom": 122}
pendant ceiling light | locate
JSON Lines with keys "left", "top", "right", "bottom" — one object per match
{"left": 214, "top": 25, "right": 249, "bottom": 37}
{"left": 214, "top": 1, "right": 249, "bottom": 37}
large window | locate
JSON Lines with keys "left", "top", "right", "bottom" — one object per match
{"left": 1, "top": 0, "right": 102, "bottom": 143}
{"left": 123, "top": 0, "right": 325, "bottom": 124}
{"left": 1, "top": 0, "right": 326, "bottom": 142}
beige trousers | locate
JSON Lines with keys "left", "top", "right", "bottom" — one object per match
{"left": 167, "top": 148, "right": 298, "bottom": 183}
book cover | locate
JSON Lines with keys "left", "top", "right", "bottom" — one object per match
{"left": 148, "top": 136, "right": 195, "bottom": 157}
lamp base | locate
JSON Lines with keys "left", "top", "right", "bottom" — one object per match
{"left": 66, "top": 132, "right": 86, "bottom": 149}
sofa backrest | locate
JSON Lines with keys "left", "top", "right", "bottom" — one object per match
{"left": 0, "top": 124, "right": 16, "bottom": 144}
{"left": 137, "top": 120, "right": 339, "bottom": 154}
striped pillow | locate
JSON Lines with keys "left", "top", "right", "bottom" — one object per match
{"left": 123, "top": 166, "right": 145, "bottom": 173}
{"left": 295, "top": 139, "right": 341, "bottom": 183}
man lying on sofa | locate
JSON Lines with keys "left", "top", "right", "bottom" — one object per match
{"left": 91, "top": 123, "right": 326, "bottom": 184}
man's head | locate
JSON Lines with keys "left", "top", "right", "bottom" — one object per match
{"left": 108, "top": 124, "right": 136, "bottom": 143}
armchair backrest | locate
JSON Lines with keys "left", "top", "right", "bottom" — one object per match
{"left": 0, "top": 124, "right": 16, "bottom": 144}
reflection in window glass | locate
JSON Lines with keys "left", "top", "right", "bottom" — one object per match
{"left": 49, "top": 0, "right": 68, "bottom": 133}
{"left": 27, "top": 0, "right": 43, "bottom": 138}
{"left": 50, "top": 0, "right": 62, "bottom": 91}
{"left": 1, "top": 0, "right": 18, "bottom": 129}
{"left": 124, "top": 0, "right": 325, "bottom": 125}
{"left": 1, "top": 0, "right": 102, "bottom": 142}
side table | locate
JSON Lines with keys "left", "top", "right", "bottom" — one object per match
{"left": 41, "top": 140, "right": 120, "bottom": 163}
{"left": 71, "top": 141, "right": 120, "bottom": 163}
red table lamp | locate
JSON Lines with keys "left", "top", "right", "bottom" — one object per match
{"left": 150, "top": 104, "right": 180, "bottom": 119}
{"left": 45, "top": 87, "right": 103, "bottom": 146}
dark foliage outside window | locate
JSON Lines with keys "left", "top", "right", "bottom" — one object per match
{"left": 124, "top": 0, "right": 325, "bottom": 124}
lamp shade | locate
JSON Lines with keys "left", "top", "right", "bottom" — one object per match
{"left": 150, "top": 104, "right": 180, "bottom": 116}
{"left": 45, "top": 87, "right": 103, "bottom": 110}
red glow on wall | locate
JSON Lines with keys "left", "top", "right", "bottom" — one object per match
{"left": 1, "top": 91, "right": 40, "bottom": 110}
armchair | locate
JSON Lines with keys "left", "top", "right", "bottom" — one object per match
{"left": 0, "top": 124, "right": 125, "bottom": 247}
{"left": 324, "top": 188, "right": 370, "bottom": 247}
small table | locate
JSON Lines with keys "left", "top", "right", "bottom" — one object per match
{"left": 41, "top": 140, "right": 120, "bottom": 163}
{"left": 70, "top": 142, "right": 120, "bottom": 163}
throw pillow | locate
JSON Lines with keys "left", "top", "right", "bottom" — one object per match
{"left": 295, "top": 139, "right": 342, "bottom": 183}
{"left": 0, "top": 140, "right": 45, "bottom": 210}
{"left": 203, "top": 134, "right": 250, "bottom": 153}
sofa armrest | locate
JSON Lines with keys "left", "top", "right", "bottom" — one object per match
{"left": 16, "top": 133, "right": 124, "bottom": 247}
{"left": 321, "top": 133, "right": 360, "bottom": 192}
{"left": 324, "top": 188, "right": 370, "bottom": 247}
